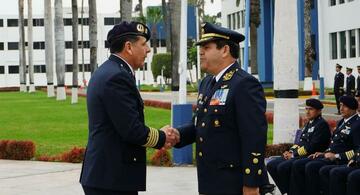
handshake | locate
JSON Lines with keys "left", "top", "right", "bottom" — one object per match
{"left": 160, "top": 125, "right": 180, "bottom": 149}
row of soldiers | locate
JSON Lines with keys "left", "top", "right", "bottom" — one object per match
{"left": 334, "top": 64, "right": 360, "bottom": 114}
{"left": 267, "top": 96, "right": 360, "bottom": 195}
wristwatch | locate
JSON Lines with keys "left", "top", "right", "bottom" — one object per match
{"left": 335, "top": 153, "right": 341, "bottom": 160}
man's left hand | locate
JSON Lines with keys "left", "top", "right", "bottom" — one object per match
{"left": 243, "top": 186, "right": 259, "bottom": 195}
{"left": 324, "top": 152, "right": 336, "bottom": 161}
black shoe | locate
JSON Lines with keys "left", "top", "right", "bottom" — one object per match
{"left": 260, "top": 184, "right": 276, "bottom": 195}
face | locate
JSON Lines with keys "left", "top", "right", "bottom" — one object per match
{"left": 305, "top": 106, "right": 321, "bottom": 120}
{"left": 336, "top": 67, "right": 341, "bottom": 72}
{"left": 358, "top": 68, "right": 360, "bottom": 74}
{"left": 340, "top": 103, "right": 356, "bottom": 118}
{"left": 346, "top": 70, "right": 352, "bottom": 75}
{"left": 199, "top": 42, "right": 225, "bottom": 75}
{"left": 127, "top": 36, "right": 151, "bottom": 70}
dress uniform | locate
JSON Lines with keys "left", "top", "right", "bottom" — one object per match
{"left": 267, "top": 99, "right": 330, "bottom": 194}
{"left": 334, "top": 64, "right": 345, "bottom": 114}
{"left": 175, "top": 23, "right": 267, "bottom": 194}
{"left": 346, "top": 67, "right": 356, "bottom": 97}
{"left": 356, "top": 66, "right": 360, "bottom": 97}
{"left": 80, "top": 22, "right": 167, "bottom": 194}
{"left": 289, "top": 96, "right": 359, "bottom": 195}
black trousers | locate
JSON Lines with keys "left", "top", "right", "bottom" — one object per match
{"left": 334, "top": 92, "right": 341, "bottom": 113}
{"left": 319, "top": 165, "right": 339, "bottom": 195}
{"left": 347, "top": 169, "right": 360, "bottom": 195}
{"left": 326, "top": 166, "right": 360, "bottom": 195}
{"left": 289, "top": 158, "right": 312, "bottom": 195}
{"left": 82, "top": 185, "right": 138, "bottom": 195}
{"left": 266, "top": 157, "right": 297, "bottom": 194}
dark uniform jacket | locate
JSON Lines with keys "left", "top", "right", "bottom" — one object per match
{"left": 175, "top": 62, "right": 267, "bottom": 194}
{"left": 290, "top": 116, "right": 331, "bottom": 157}
{"left": 326, "top": 115, "right": 359, "bottom": 163}
{"left": 348, "top": 119, "right": 360, "bottom": 166}
{"left": 334, "top": 72, "right": 345, "bottom": 95}
{"left": 80, "top": 54, "right": 166, "bottom": 191}
{"left": 346, "top": 74, "right": 356, "bottom": 97}
{"left": 356, "top": 76, "right": 360, "bottom": 97}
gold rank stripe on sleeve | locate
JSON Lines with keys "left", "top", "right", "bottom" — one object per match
{"left": 297, "top": 146, "right": 307, "bottom": 156}
{"left": 346, "top": 150, "right": 355, "bottom": 160}
{"left": 291, "top": 144, "right": 299, "bottom": 149}
{"left": 142, "top": 127, "right": 159, "bottom": 148}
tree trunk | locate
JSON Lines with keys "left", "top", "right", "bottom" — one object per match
{"left": 44, "top": 0, "right": 55, "bottom": 97}
{"left": 162, "top": 0, "right": 171, "bottom": 52}
{"left": 89, "top": 0, "right": 97, "bottom": 74}
{"left": 250, "top": 23, "right": 258, "bottom": 75}
{"left": 152, "top": 25, "right": 158, "bottom": 54}
{"left": 28, "top": 0, "right": 35, "bottom": 92}
{"left": 273, "top": 1, "right": 299, "bottom": 143}
{"left": 120, "top": 0, "right": 132, "bottom": 22}
{"left": 54, "top": 0, "right": 66, "bottom": 100}
{"left": 71, "top": 0, "right": 79, "bottom": 104}
{"left": 304, "top": 0, "right": 314, "bottom": 77}
{"left": 169, "top": 0, "right": 181, "bottom": 97}
{"left": 18, "top": 0, "right": 27, "bottom": 92}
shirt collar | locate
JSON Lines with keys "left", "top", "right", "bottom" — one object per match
{"left": 344, "top": 113, "right": 358, "bottom": 123}
{"left": 112, "top": 54, "right": 134, "bottom": 76}
{"left": 214, "top": 62, "right": 235, "bottom": 82}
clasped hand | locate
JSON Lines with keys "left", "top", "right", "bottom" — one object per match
{"left": 160, "top": 125, "right": 180, "bottom": 149}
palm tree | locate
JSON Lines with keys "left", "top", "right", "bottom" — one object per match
{"left": 71, "top": 0, "right": 79, "bottom": 104}
{"left": 304, "top": 0, "right": 314, "bottom": 77}
{"left": 44, "top": 0, "right": 55, "bottom": 97}
{"left": 54, "top": 0, "right": 66, "bottom": 100}
{"left": 249, "top": 0, "right": 261, "bottom": 75}
{"left": 120, "top": 0, "right": 132, "bottom": 22}
{"left": 18, "top": 0, "right": 27, "bottom": 92}
{"left": 147, "top": 7, "right": 162, "bottom": 54}
{"left": 89, "top": 0, "right": 97, "bottom": 74}
{"left": 161, "top": 0, "right": 171, "bottom": 52}
{"left": 169, "top": 0, "right": 181, "bottom": 94}
{"left": 28, "top": 0, "right": 35, "bottom": 93}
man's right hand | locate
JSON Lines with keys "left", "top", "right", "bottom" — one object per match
{"left": 160, "top": 125, "right": 180, "bottom": 149}
{"left": 282, "top": 151, "right": 293, "bottom": 160}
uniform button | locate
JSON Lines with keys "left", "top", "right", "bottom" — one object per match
{"left": 331, "top": 141, "right": 334, "bottom": 143}
{"left": 253, "top": 158, "right": 259, "bottom": 164}
{"left": 204, "top": 108, "right": 207, "bottom": 113}
{"left": 258, "top": 169, "right": 262, "bottom": 175}
{"left": 214, "top": 109, "right": 218, "bottom": 113}
{"left": 245, "top": 168, "right": 251, "bottom": 175}
{"left": 230, "top": 164, "right": 234, "bottom": 168}
{"left": 196, "top": 108, "right": 199, "bottom": 111}
{"left": 335, "top": 135, "right": 338, "bottom": 137}
{"left": 201, "top": 122, "right": 205, "bottom": 127}
{"left": 199, "top": 152, "right": 203, "bottom": 157}
{"left": 133, "top": 158, "right": 137, "bottom": 162}
{"left": 199, "top": 137, "right": 203, "bottom": 142}
{"left": 214, "top": 120, "right": 220, "bottom": 127}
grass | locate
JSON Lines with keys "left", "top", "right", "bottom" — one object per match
{"left": 0, "top": 91, "right": 273, "bottom": 162}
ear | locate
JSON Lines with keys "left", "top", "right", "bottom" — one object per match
{"left": 222, "top": 45, "right": 230, "bottom": 58}
{"left": 124, "top": 41, "right": 133, "bottom": 55}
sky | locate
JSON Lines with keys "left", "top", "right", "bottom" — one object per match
{"left": 0, "top": 0, "right": 221, "bottom": 16}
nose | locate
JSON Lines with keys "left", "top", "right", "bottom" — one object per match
{"left": 146, "top": 44, "right": 151, "bottom": 53}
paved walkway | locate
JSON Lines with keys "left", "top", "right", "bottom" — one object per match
{"left": 0, "top": 160, "right": 280, "bottom": 195}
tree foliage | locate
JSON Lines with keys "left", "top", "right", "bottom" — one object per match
{"left": 151, "top": 53, "right": 172, "bottom": 80}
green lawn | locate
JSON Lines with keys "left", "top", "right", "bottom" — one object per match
{"left": 0, "top": 91, "right": 273, "bottom": 161}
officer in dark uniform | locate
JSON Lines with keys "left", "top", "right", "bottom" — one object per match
{"left": 356, "top": 66, "right": 360, "bottom": 98}
{"left": 334, "top": 64, "right": 345, "bottom": 114}
{"left": 319, "top": 119, "right": 360, "bottom": 195}
{"left": 346, "top": 67, "right": 356, "bottom": 97}
{"left": 266, "top": 99, "right": 330, "bottom": 194}
{"left": 289, "top": 96, "right": 359, "bottom": 195}
{"left": 174, "top": 22, "right": 267, "bottom": 195}
{"left": 79, "top": 21, "right": 178, "bottom": 195}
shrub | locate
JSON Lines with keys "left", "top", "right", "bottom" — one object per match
{"left": 150, "top": 148, "right": 172, "bottom": 167}
{"left": 59, "top": 147, "right": 86, "bottom": 163}
{"left": 151, "top": 53, "right": 171, "bottom": 81}
{"left": 265, "top": 143, "right": 293, "bottom": 158}
{"left": 0, "top": 140, "right": 36, "bottom": 160}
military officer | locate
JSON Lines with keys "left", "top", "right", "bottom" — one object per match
{"left": 319, "top": 119, "right": 360, "bottom": 195}
{"left": 356, "top": 66, "right": 360, "bottom": 98}
{"left": 346, "top": 67, "right": 356, "bottom": 97}
{"left": 174, "top": 22, "right": 267, "bottom": 195}
{"left": 79, "top": 21, "right": 178, "bottom": 195}
{"left": 289, "top": 96, "right": 359, "bottom": 195}
{"left": 334, "top": 64, "right": 345, "bottom": 114}
{"left": 266, "top": 98, "right": 330, "bottom": 194}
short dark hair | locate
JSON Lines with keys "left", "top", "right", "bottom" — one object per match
{"left": 109, "top": 35, "right": 140, "bottom": 53}
{"left": 214, "top": 39, "right": 240, "bottom": 59}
